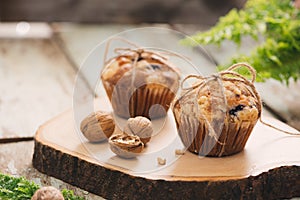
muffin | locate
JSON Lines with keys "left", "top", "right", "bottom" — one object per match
{"left": 173, "top": 69, "right": 261, "bottom": 157}
{"left": 101, "top": 49, "right": 180, "bottom": 119}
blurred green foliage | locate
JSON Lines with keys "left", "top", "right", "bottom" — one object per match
{"left": 183, "top": 0, "right": 300, "bottom": 84}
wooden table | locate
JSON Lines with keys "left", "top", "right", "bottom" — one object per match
{"left": 0, "top": 22, "right": 299, "bottom": 199}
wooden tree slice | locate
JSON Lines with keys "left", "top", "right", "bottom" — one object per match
{"left": 33, "top": 98, "right": 300, "bottom": 199}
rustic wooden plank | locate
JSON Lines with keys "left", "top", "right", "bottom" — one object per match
{"left": 1, "top": 0, "right": 246, "bottom": 24}
{"left": 0, "top": 37, "right": 87, "bottom": 139}
{"left": 53, "top": 23, "right": 137, "bottom": 69}
{"left": 55, "top": 24, "right": 217, "bottom": 74}
{"left": 0, "top": 141, "right": 104, "bottom": 199}
{"left": 256, "top": 79, "right": 300, "bottom": 130}
{"left": 0, "top": 22, "right": 52, "bottom": 38}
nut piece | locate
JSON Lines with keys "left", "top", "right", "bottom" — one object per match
{"left": 109, "top": 134, "right": 144, "bottom": 159}
{"left": 80, "top": 111, "right": 115, "bottom": 142}
{"left": 123, "top": 116, "right": 153, "bottom": 144}
{"left": 31, "top": 186, "right": 64, "bottom": 200}
{"left": 157, "top": 157, "right": 166, "bottom": 165}
{"left": 175, "top": 149, "right": 185, "bottom": 155}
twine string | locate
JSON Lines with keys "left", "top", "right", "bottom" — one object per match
{"left": 103, "top": 37, "right": 139, "bottom": 67}
{"left": 103, "top": 37, "right": 199, "bottom": 73}
{"left": 181, "top": 62, "right": 300, "bottom": 140}
{"left": 259, "top": 119, "right": 300, "bottom": 136}
{"left": 226, "top": 62, "right": 256, "bottom": 83}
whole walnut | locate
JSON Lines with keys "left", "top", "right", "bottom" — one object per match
{"left": 80, "top": 111, "right": 115, "bottom": 142}
{"left": 123, "top": 116, "right": 153, "bottom": 144}
{"left": 31, "top": 186, "right": 64, "bottom": 200}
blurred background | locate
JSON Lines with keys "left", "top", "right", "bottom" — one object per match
{"left": 1, "top": 0, "right": 246, "bottom": 24}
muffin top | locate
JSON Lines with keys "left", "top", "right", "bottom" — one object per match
{"left": 101, "top": 51, "right": 180, "bottom": 90}
{"left": 176, "top": 80, "right": 260, "bottom": 122}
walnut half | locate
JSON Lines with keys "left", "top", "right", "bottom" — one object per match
{"left": 109, "top": 134, "right": 144, "bottom": 159}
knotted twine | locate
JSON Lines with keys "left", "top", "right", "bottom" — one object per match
{"left": 181, "top": 62, "right": 300, "bottom": 140}
{"left": 103, "top": 37, "right": 191, "bottom": 70}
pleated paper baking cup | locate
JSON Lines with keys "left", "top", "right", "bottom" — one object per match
{"left": 173, "top": 63, "right": 262, "bottom": 157}
{"left": 174, "top": 111, "right": 258, "bottom": 157}
{"left": 110, "top": 83, "right": 176, "bottom": 119}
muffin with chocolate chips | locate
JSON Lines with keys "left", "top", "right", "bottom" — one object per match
{"left": 101, "top": 49, "right": 180, "bottom": 119}
{"left": 173, "top": 64, "right": 261, "bottom": 157}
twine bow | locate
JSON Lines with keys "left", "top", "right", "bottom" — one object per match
{"left": 181, "top": 62, "right": 300, "bottom": 136}
{"left": 181, "top": 62, "right": 261, "bottom": 112}
{"left": 103, "top": 37, "right": 192, "bottom": 73}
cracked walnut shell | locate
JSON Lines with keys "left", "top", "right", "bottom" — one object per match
{"left": 123, "top": 116, "right": 153, "bottom": 144}
{"left": 109, "top": 134, "right": 144, "bottom": 159}
{"left": 80, "top": 111, "right": 115, "bottom": 142}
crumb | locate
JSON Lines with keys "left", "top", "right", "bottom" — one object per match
{"left": 175, "top": 149, "right": 185, "bottom": 155}
{"left": 157, "top": 157, "right": 166, "bottom": 165}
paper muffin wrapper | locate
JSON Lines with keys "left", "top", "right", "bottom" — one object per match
{"left": 109, "top": 84, "right": 176, "bottom": 119}
{"left": 175, "top": 113, "right": 258, "bottom": 157}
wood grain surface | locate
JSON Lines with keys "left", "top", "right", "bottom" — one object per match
{"left": 0, "top": 37, "right": 89, "bottom": 139}
{"left": 33, "top": 97, "right": 300, "bottom": 199}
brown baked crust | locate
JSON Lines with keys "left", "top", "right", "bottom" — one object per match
{"left": 101, "top": 51, "right": 180, "bottom": 119}
{"left": 196, "top": 81, "right": 259, "bottom": 122}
